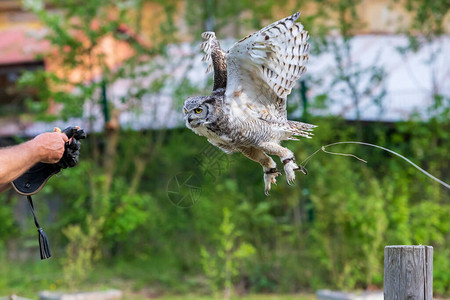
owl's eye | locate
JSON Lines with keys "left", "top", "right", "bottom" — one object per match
{"left": 184, "top": 108, "right": 188, "bottom": 114}
{"left": 195, "top": 108, "right": 203, "bottom": 114}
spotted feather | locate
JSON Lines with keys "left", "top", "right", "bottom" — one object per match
{"left": 225, "top": 12, "right": 310, "bottom": 120}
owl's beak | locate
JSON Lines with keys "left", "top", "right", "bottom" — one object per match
{"left": 188, "top": 116, "right": 193, "bottom": 123}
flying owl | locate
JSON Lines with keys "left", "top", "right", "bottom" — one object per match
{"left": 183, "top": 12, "right": 316, "bottom": 195}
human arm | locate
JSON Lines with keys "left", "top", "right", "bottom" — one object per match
{"left": 0, "top": 183, "right": 11, "bottom": 193}
{"left": 0, "top": 131, "right": 68, "bottom": 185}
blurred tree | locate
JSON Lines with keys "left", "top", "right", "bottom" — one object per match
{"left": 392, "top": 4, "right": 450, "bottom": 293}
{"left": 395, "top": 0, "right": 450, "bottom": 117}
{"left": 306, "top": 0, "right": 386, "bottom": 136}
{"left": 185, "top": 0, "right": 291, "bottom": 37}
{"left": 62, "top": 215, "right": 104, "bottom": 288}
{"left": 18, "top": 0, "right": 180, "bottom": 259}
{"left": 401, "top": 0, "right": 449, "bottom": 37}
{"left": 201, "top": 207, "right": 255, "bottom": 299}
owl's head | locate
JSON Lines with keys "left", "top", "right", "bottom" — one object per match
{"left": 183, "top": 96, "right": 216, "bottom": 128}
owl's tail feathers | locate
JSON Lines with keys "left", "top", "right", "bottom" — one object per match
{"left": 286, "top": 120, "right": 316, "bottom": 139}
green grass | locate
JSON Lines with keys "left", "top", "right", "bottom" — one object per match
{"left": 122, "top": 293, "right": 316, "bottom": 300}
{"left": 0, "top": 258, "right": 316, "bottom": 300}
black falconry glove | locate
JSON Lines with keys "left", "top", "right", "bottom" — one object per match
{"left": 12, "top": 126, "right": 87, "bottom": 260}
{"left": 57, "top": 127, "right": 86, "bottom": 169}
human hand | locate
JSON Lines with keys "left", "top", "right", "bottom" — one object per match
{"left": 57, "top": 126, "right": 86, "bottom": 169}
{"left": 32, "top": 129, "right": 69, "bottom": 164}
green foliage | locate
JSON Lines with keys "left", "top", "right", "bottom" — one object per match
{"left": 185, "top": 0, "right": 291, "bottom": 37}
{"left": 62, "top": 215, "right": 105, "bottom": 287}
{"left": 399, "top": 0, "right": 450, "bottom": 38}
{"left": 306, "top": 0, "right": 387, "bottom": 125}
{"left": 1, "top": 0, "right": 449, "bottom": 298}
{"left": 104, "top": 193, "right": 149, "bottom": 239}
{"left": 309, "top": 165, "right": 388, "bottom": 289}
{"left": 201, "top": 207, "right": 256, "bottom": 299}
{"left": 393, "top": 0, "right": 450, "bottom": 117}
{"left": 0, "top": 193, "right": 18, "bottom": 243}
{"left": 20, "top": 0, "right": 178, "bottom": 121}
{"left": 1, "top": 121, "right": 449, "bottom": 296}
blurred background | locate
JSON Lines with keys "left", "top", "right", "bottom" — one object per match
{"left": 0, "top": 0, "right": 449, "bottom": 299}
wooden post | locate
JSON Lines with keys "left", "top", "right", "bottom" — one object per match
{"left": 384, "top": 245, "right": 433, "bottom": 300}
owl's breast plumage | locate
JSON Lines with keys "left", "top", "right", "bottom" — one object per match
{"left": 191, "top": 122, "right": 236, "bottom": 153}
{"left": 191, "top": 96, "right": 292, "bottom": 153}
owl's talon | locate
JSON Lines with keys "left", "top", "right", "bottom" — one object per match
{"left": 264, "top": 170, "right": 280, "bottom": 196}
{"left": 284, "top": 159, "right": 299, "bottom": 186}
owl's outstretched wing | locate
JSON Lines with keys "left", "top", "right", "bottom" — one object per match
{"left": 200, "top": 32, "right": 227, "bottom": 91}
{"left": 225, "top": 12, "right": 309, "bottom": 120}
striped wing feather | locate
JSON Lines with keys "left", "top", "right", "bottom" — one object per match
{"left": 225, "top": 12, "right": 310, "bottom": 120}
{"left": 200, "top": 32, "right": 216, "bottom": 74}
{"left": 200, "top": 31, "right": 227, "bottom": 91}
